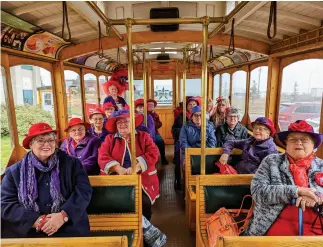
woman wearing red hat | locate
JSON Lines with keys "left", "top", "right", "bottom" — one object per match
{"left": 242, "top": 120, "right": 323, "bottom": 236}
{"left": 1, "top": 122, "right": 92, "bottom": 238}
{"left": 147, "top": 99, "right": 168, "bottom": 165}
{"left": 88, "top": 107, "right": 110, "bottom": 142}
{"left": 102, "top": 102, "right": 117, "bottom": 119}
{"left": 219, "top": 117, "right": 278, "bottom": 174}
{"left": 60, "top": 118, "right": 101, "bottom": 175}
{"left": 102, "top": 79, "right": 128, "bottom": 110}
{"left": 134, "top": 98, "right": 156, "bottom": 142}
{"left": 98, "top": 110, "right": 160, "bottom": 221}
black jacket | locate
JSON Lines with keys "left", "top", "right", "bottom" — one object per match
{"left": 215, "top": 122, "right": 249, "bottom": 147}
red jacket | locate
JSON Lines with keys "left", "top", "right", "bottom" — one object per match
{"left": 98, "top": 131, "right": 160, "bottom": 203}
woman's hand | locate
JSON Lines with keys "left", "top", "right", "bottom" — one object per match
{"left": 219, "top": 154, "right": 229, "bottom": 165}
{"left": 32, "top": 215, "right": 49, "bottom": 229}
{"left": 41, "top": 213, "right": 65, "bottom": 236}
{"left": 297, "top": 187, "right": 318, "bottom": 203}
{"left": 125, "top": 167, "right": 133, "bottom": 175}
{"left": 114, "top": 165, "right": 127, "bottom": 175}
{"left": 136, "top": 163, "right": 142, "bottom": 174}
{"left": 296, "top": 196, "right": 317, "bottom": 211}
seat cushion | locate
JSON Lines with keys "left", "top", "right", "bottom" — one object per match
{"left": 87, "top": 186, "right": 135, "bottom": 214}
{"left": 204, "top": 185, "right": 251, "bottom": 214}
{"left": 90, "top": 230, "right": 134, "bottom": 247}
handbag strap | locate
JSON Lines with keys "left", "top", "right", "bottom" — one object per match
{"left": 235, "top": 195, "right": 253, "bottom": 217}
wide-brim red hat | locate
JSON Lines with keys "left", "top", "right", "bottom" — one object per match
{"left": 251, "top": 117, "right": 276, "bottom": 136}
{"left": 64, "top": 118, "right": 91, "bottom": 132}
{"left": 147, "top": 99, "right": 157, "bottom": 107}
{"left": 22, "top": 122, "right": 58, "bottom": 149}
{"left": 277, "top": 120, "right": 323, "bottom": 149}
{"left": 89, "top": 107, "right": 105, "bottom": 119}
{"left": 102, "top": 78, "right": 124, "bottom": 96}
{"left": 135, "top": 98, "right": 144, "bottom": 108}
{"left": 105, "top": 112, "right": 144, "bottom": 133}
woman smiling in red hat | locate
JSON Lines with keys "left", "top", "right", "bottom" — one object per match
{"left": 88, "top": 107, "right": 110, "bottom": 142}
{"left": 60, "top": 118, "right": 101, "bottom": 175}
{"left": 1, "top": 122, "right": 92, "bottom": 238}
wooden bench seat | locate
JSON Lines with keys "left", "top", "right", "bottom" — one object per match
{"left": 185, "top": 148, "right": 242, "bottom": 231}
{"left": 196, "top": 175, "right": 254, "bottom": 247}
{"left": 88, "top": 175, "right": 143, "bottom": 247}
{"left": 216, "top": 236, "right": 323, "bottom": 247}
{"left": 1, "top": 236, "right": 128, "bottom": 247}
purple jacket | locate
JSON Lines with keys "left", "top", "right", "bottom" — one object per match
{"left": 222, "top": 136, "right": 278, "bottom": 174}
{"left": 60, "top": 133, "right": 101, "bottom": 175}
{"left": 137, "top": 114, "right": 156, "bottom": 142}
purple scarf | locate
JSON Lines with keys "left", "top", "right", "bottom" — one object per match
{"left": 18, "top": 149, "right": 65, "bottom": 213}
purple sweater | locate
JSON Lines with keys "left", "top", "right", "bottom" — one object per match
{"left": 60, "top": 132, "right": 101, "bottom": 175}
{"left": 222, "top": 136, "right": 278, "bottom": 174}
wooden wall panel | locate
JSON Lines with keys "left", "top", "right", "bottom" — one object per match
{"left": 155, "top": 108, "right": 174, "bottom": 145}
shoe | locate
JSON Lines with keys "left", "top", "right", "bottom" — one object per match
{"left": 174, "top": 180, "right": 181, "bottom": 190}
{"left": 161, "top": 158, "right": 169, "bottom": 165}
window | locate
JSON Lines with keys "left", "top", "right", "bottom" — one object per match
{"left": 249, "top": 66, "right": 268, "bottom": 121}
{"left": 221, "top": 73, "right": 230, "bottom": 99}
{"left": 98, "top": 75, "right": 107, "bottom": 104}
{"left": 213, "top": 74, "right": 220, "bottom": 100}
{"left": 226, "top": 1, "right": 236, "bottom": 15}
{"left": 279, "top": 59, "right": 323, "bottom": 132}
{"left": 180, "top": 78, "right": 201, "bottom": 101}
{"left": 154, "top": 79, "right": 173, "bottom": 106}
{"left": 1, "top": 67, "right": 13, "bottom": 173}
{"left": 84, "top": 73, "right": 98, "bottom": 118}
{"left": 124, "top": 79, "right": 144, "bottom": 103}
{"left": 64, "top": 70, "right": 83, "bottom": 120}
{"left": 232, "top": 70, "right": 247, "bottom": 117}
{"left": 10, "top": 65, "right": 56, "bottom": 147}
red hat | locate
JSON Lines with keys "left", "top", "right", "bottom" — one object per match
{"left": 89, "top": 107, "right": 105, "bottom": 119}
{"left": 22, "top": 122, "right": 57, "bottom": 149}
{"left": 147, "top": 99, "right": 157, "bottom": 107}
{"left": 251, "top": 117, "right": 276, "bottom": 136}
{"left": 64, "top": 118, "right": 91, "bottom": 132}
{"left": 186, "top": 97, "right": 200, "bottom": 106}
{"left": 103, "top": 102, "right": 117, "bottom": 110}
{"left": 134, "top": 98, "right": 144, "bottom": 108}
{"left": 105, "top": 110, "right": 144, "bottom": 133}
{"left": 102, "top": 79, "right": 124, "bottom": 96}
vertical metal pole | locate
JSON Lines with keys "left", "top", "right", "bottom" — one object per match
{"left": 182, "top": 50, "right": 187, "bottom": 125}
{"left": 175, "top": 61, "right": 179, "bottom": 107}
{"left": 143, "top": 52, "right": 148, "bottom": 126}
{"left": 126, "top": 18, "right": 137, "bottom": 171}
{"left": 201, "top": 16, "right": 209, "bottom": 175}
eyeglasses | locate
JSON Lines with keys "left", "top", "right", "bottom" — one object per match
{"left": 117, "top": 120, "right": 130, "bottom": 126}
{"left": 69, "top": 127, "right": 85, "bottom": 133}
{"left": 286, "top": 137, "right": 312, "bottom": 144}
{"left": 92, "top": 118, "right": 104, "bottom": 122}
{"left": 253, "top": 126, "right": 268, "bottom": 132}
{"left": 192, "top": 114, "right": 202, "bottom": 118}
{"left": 227, "top": 115, "right": 238, "bottom": 119}
{"left": 33, "top": 138, "right": 56, "bottom": 146}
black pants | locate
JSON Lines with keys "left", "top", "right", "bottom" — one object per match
{"left": 155, "top": 134, "right": 166, "bottom": 159}
{"left": 174, "top": 140, "right": 181, "bottom": 184}
{"left": 142, "top": 191, "right": 152, "bottom": 221}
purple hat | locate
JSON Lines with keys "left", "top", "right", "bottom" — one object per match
{"left": 251, "top": 117, "right": 276, "bottom": 136}
{"left": 276, "top": 120, "right": 323, "bottom": 149}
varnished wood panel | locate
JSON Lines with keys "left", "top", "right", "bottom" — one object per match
{"left": 155, "top": 108, "right": 174, "bottom": 145}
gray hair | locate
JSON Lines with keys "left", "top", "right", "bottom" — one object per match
{"left": 226, "top": 107, "right": 240, "bottom": 119}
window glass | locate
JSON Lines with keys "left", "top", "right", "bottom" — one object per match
{"left": 1, "top": 67, "right": 13, "bottom": 173}
{"left": 221, "top": 73, "right": 230, "bottom": 100}
{"left": 180, "top": 78, "right": 201, "bottom": 101}
{"left": 154, "top": 79, "right": 173, "bottom": 106}
{"left": 232, "top": 71, "right": 247, "bottom": 117}
{"left": 84, "top": 73, "right": 98, "bottom": 118}
{"left": 249, "top": 66, "right": 268, "bottom": 121}
{"left": 124, "top": 79, "right": 144, "bottom": 103}
{"left": 279, "top": 59, "right": 323, "bottom": 132}
{"left": 9, "top": 65, "right": 56, "bottom": 147}
{"left": 213, "top": 74, "right": 220, "bottom": 100}
{"left": 64, "top": 70, "right": 83, "bottom": 120}
{"left": 226, "top": 1, "right": 236, "bottom": 15}
{"left": 98, "top": 75, "right": 107, "bottom": 105}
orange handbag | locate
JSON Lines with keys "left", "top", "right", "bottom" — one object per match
{"left": 205, "top": 195, "right": 254, "bottom": 247}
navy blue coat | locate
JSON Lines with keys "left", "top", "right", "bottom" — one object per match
{"left": 1, "top": 149, "right": 92, "bottom": 238}
{"left": 179, "top": 120, "right": 217, "bottom": 156}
